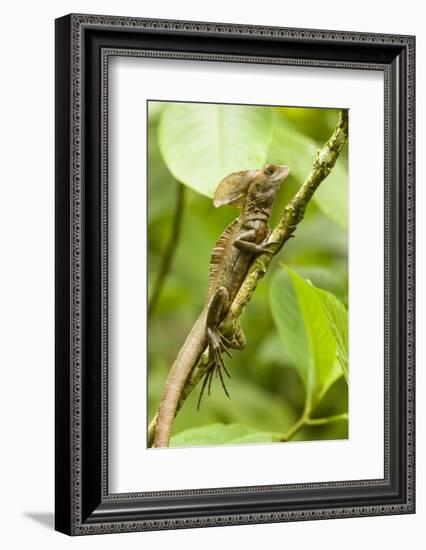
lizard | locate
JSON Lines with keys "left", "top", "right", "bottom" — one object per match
{"left": 153, "top": 163, "right": 290, "bottom": 448}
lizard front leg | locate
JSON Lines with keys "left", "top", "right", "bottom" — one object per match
{"left": 234, "top": 237, "right": 279, "bottom": 255}
{"left": 232, "top": 221, "right": 280, "bottom": 256}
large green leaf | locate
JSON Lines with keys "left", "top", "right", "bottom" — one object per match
{"left": 290, "top": 264, "right": 348, "bottom": 308}
{"left": 158, "top": 103, "right": 273, "bottom": 198}
{"left": 170, "top": 423, "right": 277, "bottom": 447}
{"left": 315, "top": 288, "right": 349, "bottom": 383}
{"left": 269, "top": 266, "right": 342, "bottom": 408}
{"left": 268, "top": 111, "right": 348, "bottom": 229}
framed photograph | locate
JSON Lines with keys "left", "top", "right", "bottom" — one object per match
{"left": 55, "top": 14, "right": 415, "bottom": 535}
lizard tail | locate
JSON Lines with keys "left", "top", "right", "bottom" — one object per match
{"left": 153, "top": 307, "right": 209, "bottom": 448}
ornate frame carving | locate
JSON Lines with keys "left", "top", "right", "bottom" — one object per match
{"left": 55, "top": 14, "right": 415, "bottom": 535}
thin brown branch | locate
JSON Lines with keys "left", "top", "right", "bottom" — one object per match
{"left": 148, "top": 182, "right": 185, "bottom": 318}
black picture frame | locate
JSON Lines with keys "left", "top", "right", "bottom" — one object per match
{"left": 55, "top": 13, "right": 415, "bottom": 535}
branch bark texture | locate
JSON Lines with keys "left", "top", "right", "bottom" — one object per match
{"left": 148, "top": 110, "right": 349, "bottom": 447}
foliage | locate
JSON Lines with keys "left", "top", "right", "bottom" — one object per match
{"left": 171, "top": 423, "right": 279, "bottom": 447}
{"left": 269, "top": 111, "right": 348, "bottom": 229}
{"left": 147, "top": 101, "right": 349, "bottom": 447}
{"left": 159, "top": 103, "right": 272, "bottom": 197}
{"left": 315, "top": 286, "right": 349, "bottom": 383}
{"left": 270, "top": 266, "right": 343, "bottom": 412}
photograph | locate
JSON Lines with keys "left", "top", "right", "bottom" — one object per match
{"left": 147, "top": 100, "right": 349, "bottom": 449}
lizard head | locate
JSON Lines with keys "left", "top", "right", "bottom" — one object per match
{"left": 261, "top": 163, "right": 290, "bottom": 186}
{"left": 213, "top": 164, "right": 289, "bottom": 209}
{"left": 246, "top": 163, "right": 290, "bottom": 210}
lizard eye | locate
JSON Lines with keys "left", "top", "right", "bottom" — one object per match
{"left": 264, "top": 164, "right": 275, "bottom": 175}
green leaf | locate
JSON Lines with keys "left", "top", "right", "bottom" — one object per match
{"left": 289, "top": 264, "right": 348, "bottom": 307}
{"left": 268, "top": 111, "right": 348, "bottom": 229}
{"left": 315, "top": 288, "right": 348, "bottom": 383}
{"left": 255, "top": 333, "right": 294, "bottom": 368}
{"left": 170, "top": 423, "right": 276, "bottom": 447}
{"left": 147, "top": 120, "right": 178, "bottom": 224}
{"left": 269, "top": 266, "right": 342, "bottom": 409}
{"left": 148, "top": 101, "right": 166, "bottom": 124}
{"left": 283, "top": 214, "right": 348, "bottom": 258}
{"left": 158, "top": 103, "right": 273, "bottom": 198}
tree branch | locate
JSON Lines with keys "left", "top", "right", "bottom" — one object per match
{"left": 148, "top": 110, "right": 348, "bottom": 446}
{"left": 148, "top": 182, "right": 185, "bottom": 318}
{"left": 280, "top": 412, "right": 349, "bottom": 442}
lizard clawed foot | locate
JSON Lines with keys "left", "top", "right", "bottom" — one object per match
{"left": 197, "top": 328, "right": 232, "bottom": 410}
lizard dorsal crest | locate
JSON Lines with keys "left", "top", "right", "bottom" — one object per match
{"left": 208, "top": 218, "right": 240, "bottom": 294}
{"left": 213, "top": 170, "right": 257, "bottom": 208}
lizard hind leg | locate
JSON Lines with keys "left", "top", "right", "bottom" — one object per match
{"left": 198, "top": 286, "right": 232, "bottom": 409}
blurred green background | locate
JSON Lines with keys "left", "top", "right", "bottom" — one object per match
{"left": 147, "top": 101, "right": 348, "bottom": 447}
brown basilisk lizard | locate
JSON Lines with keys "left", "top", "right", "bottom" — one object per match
{"left": 153, "top": 163, "right": 290, "bottom": 448}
